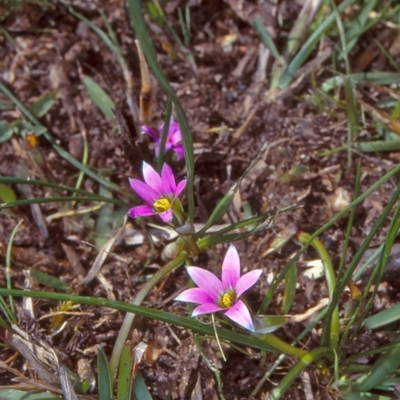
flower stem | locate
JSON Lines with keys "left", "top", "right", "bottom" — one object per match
{"left": 109, "top": 250, "right": 188, "bottom": 383}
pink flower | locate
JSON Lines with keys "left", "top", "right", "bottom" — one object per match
{"left": 175, "top": 244, "right": 262, "bottom": 331}
{"left": 129, "top": 162, "right": 186, "bottom": 223}
{"left": 142, "top": 117, "right": 184, "bottom": 160}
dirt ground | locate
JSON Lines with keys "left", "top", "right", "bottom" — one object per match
{"left": 0, "top": 1, "right": 399, "bottom": 399}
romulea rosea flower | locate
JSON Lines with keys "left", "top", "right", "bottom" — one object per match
{"left": 142, "top": 117, "right": 184, "bottom": 160}
{"left": 175, "top": 244, "right": 262, "bottom": 332}
{"left": 128, "top": 162, "right": 186, "bottom": 223}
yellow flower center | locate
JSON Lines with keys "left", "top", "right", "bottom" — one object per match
{"left": 220, "top": 291, "right": 237, "bottom": 308}
{"left": 153, "top": 197, "right": 172, "bottom": 213}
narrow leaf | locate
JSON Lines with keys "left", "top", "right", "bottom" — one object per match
{"left": 81, "top": 75, "right": 115, "bottom": 120}
{"left": 97, "top": 347, "right": 113, "bottom": 400}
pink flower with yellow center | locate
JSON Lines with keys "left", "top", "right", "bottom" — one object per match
{"left": 142, "top": 117, "right": 184, "bottom": 160}
{"left": 175, "top": 244, "right": 262, "bottom": 331}
{"left": 128, "top": 162, "right": 186, "bottom": 223}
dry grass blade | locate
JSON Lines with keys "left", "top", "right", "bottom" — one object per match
{"left": 5, "top": 325, "right": 60, "bottom": 386}
{"left": 136, "top": 40, "right": 152, "bottom": 126}
{"left": 81, "top": 215, "right": 128, "bottom": 286}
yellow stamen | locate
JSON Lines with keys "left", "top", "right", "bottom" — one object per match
{"left": 153, "top": 197, "right": 171, "bottom": 213}
{"left": 221, "top": 292, "right": 236, "bottom": 308}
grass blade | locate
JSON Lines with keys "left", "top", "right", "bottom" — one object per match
{"left": 97, "top": 347, "right": 113, "bottom": 400}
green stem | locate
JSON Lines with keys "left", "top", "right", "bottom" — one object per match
{"left": 297, "top": 232, "right": 339, "bottom": 350}
{"left": 258, "top": 333, "right": 307, "bottom": 359}
{"left": 108, "top": 250, "right": 188, "bottom": 383}
{"left": 269, "top": 347, "right": 333, "bottom": 400}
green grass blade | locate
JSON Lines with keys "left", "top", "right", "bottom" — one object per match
{"left": 357, "top": 346, "right": 400, "bottom": 392}
{"left": 269, "top": 348, "right": 332, "bottom": 400}
{"left": 117, "top": 343, "right": 133, "bottom": 400}
{"left": 343, "top": 0, "right": 380, "bottom": 55}
{"left": 97, "top": 347, "right": 113, "bottom": 400}
{"left": 348, "top": 192, "right": 400, "bottom": 341}
{"left": 278, "top": 0, "right": 356, "bottom": 88}
{"left": 322, "top": 182, "right": 400, "bottom": 346}
{"left": 365, "top": 304, "right": 400, "bottom": 330}
{"left": 157, "top": 97, "right": 172, "bottom": 171}
{"left": 133, "top": 371, "right": 153, "bottom": 400}
{"left": 281, "top": 263, "right": 296, "bottom": 314}
{"left": 0, "top": 82, "right": 124, "bottom": 195}
{"left": 81, "top": 75, "right": 115, "bottom": 120}
{"left": 29, "top": 90, "right": 58, "bottom": 118}
{"left": 0, "top": 288, "right": 305, "bottom": 357}
{"left": 260, "top": 163, "right": 400, "bottom": 313}
{"left": 298, "top": 232, "right": 338, "bottom": 349}
{"left": 354, "top": 139, "right": 400, "bottom": 152}
{"left": 0, "top": 196, "right": 125, "bottom": 210}
{"left": 253, "top": 16, "right": 281, "bottom": 60}
{"left": 29, "top": 269, "right": 71, "bottom": 292}
{"left": 322, "top": 72, "right": 400, "bottom": 92}
{"left": 5, "top": 220, "right": 21, "bottom": 324}
{"left": 125, "top": 0, "right": 195, "bottom": 223}
{"left": 0, "top": 389, "right": 60, "bottom": 400}
{"left": 0, "top": 176, "right": 131, "bottom": 204}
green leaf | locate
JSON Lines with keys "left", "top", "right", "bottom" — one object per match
{"left": 20, "top": 120, "right": 47, "bottom": 136}
{"left": 354, "top": 140, "right": 400, "bottom": 152}
{"left": 0, "top": 184, "right": 17, "bottom": 203}
{"left": 117, "top": 343, "right": 133, "bottom": 400}
{"left": 0, "top": 121, "right": 13, "bottom": 143}
{"left": 29, "top": 268, "right": 71, "bottom": 291}
{"left": 97, "top": 347, "right": 113, "bottom": 400}
{"left": 93, "top": 183, "right": 114, "bottom": 247}
{"left": 29, "top": 90, "right": 58, "bottom": 118}
{"left": 253, "top": 16, "right": 281, "bottom": 60}
{"left": 133, "top": 371, "right": 153, "bottom": 400}
{"left": 322, "top": 72, "right": 400, "bottom": 92}
{"left": 0, "top": 99, "right": 14, "bottom": 110}
{"left": 0, "top": 389, "right": 60, "bottom": 400}
{"left": 365, "top": 304, "right": 400, "bottom": 330}
{"left": 281, "top": 263, "right": 297, "bottom": 314}
{"left": 81, "top": 75, "right": 115, "bottom": 120}
{"left": 253, "top": 315, "right": 290, "bottom": 334}
{"left": 358, "top": 346, "right": 400, "bottom": 392}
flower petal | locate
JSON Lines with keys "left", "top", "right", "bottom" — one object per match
{"left": 141, "top": 125, "right": 158, "bottom": 141}
{"left": 174, "top": 288, "right": 213, "bottom": 304}
{"left": 235, "top": 269, "right": 262, "bottom": 298}
{"left": 186, "top": 267, "right": 223, "bottom": 301}
{"left": 175, "top": 179, "right": 187, "bottom": 197}
{"left": 159, "top": 209, "right": 173, "bottom": 222}
{"left": 174, "top": 146, "right": 184, "bottom": 160}
{"left": 161, "top": 163, "right": 176, "bottom": 194}
{"left": 129, "top": 205, "right": 156, "bottom": 219}
{"left": 222, "top": 244, "right": 241, "bottom": 291}
{"left": 142, "top": 162, "right": 163, "bottom": 194}
{"left": 224, "top": 300, "right": 254, "bottom": 331}
{"left": 192, "top": 303, "right": 224, "bottom": 316}
{"left": 129, "top": 178, "right": 158, "bottom": 204}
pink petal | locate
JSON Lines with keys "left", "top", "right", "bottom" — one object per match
{"left": 174, "top": 146, "right": 184, "bottom": 160}
{"left": 174, "top": 288, "right": 213, "bottom": 304}
{"left": 186, "top": 267, "right": 223, "bottom": 301}
{"left": 159, "top": 209, "right": 173, "bottom": 222}
{"left": 129, "top": 178, "right": 158, "bottom": 204}
{"left": 129, "top": 205, "right": 156, "bottom": 219}
{"left": 161, "top": 163, "right": 176, "bottom": 194}
{"left": 192, "top": 303, "right": 224, "bottom": 316}
{"left": 142, "top": 162, "right": 163, "bottom": 194}
{"left": 235, "top": 269, "right": 262, "bottom": 298}
{"left": 224, "top": 300, "right": 254, "bottom": 332}
{"left": 222, "top": 244, "right": 241, "bottom": 291}
{"left": 141, "top": 125, "right": 159, "bottom": 141}
{"left": 175, "top": 179, "right": 186, "bottom": 197}
{"left": 170, "top": 129, "right": 181, "bottom": 145}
